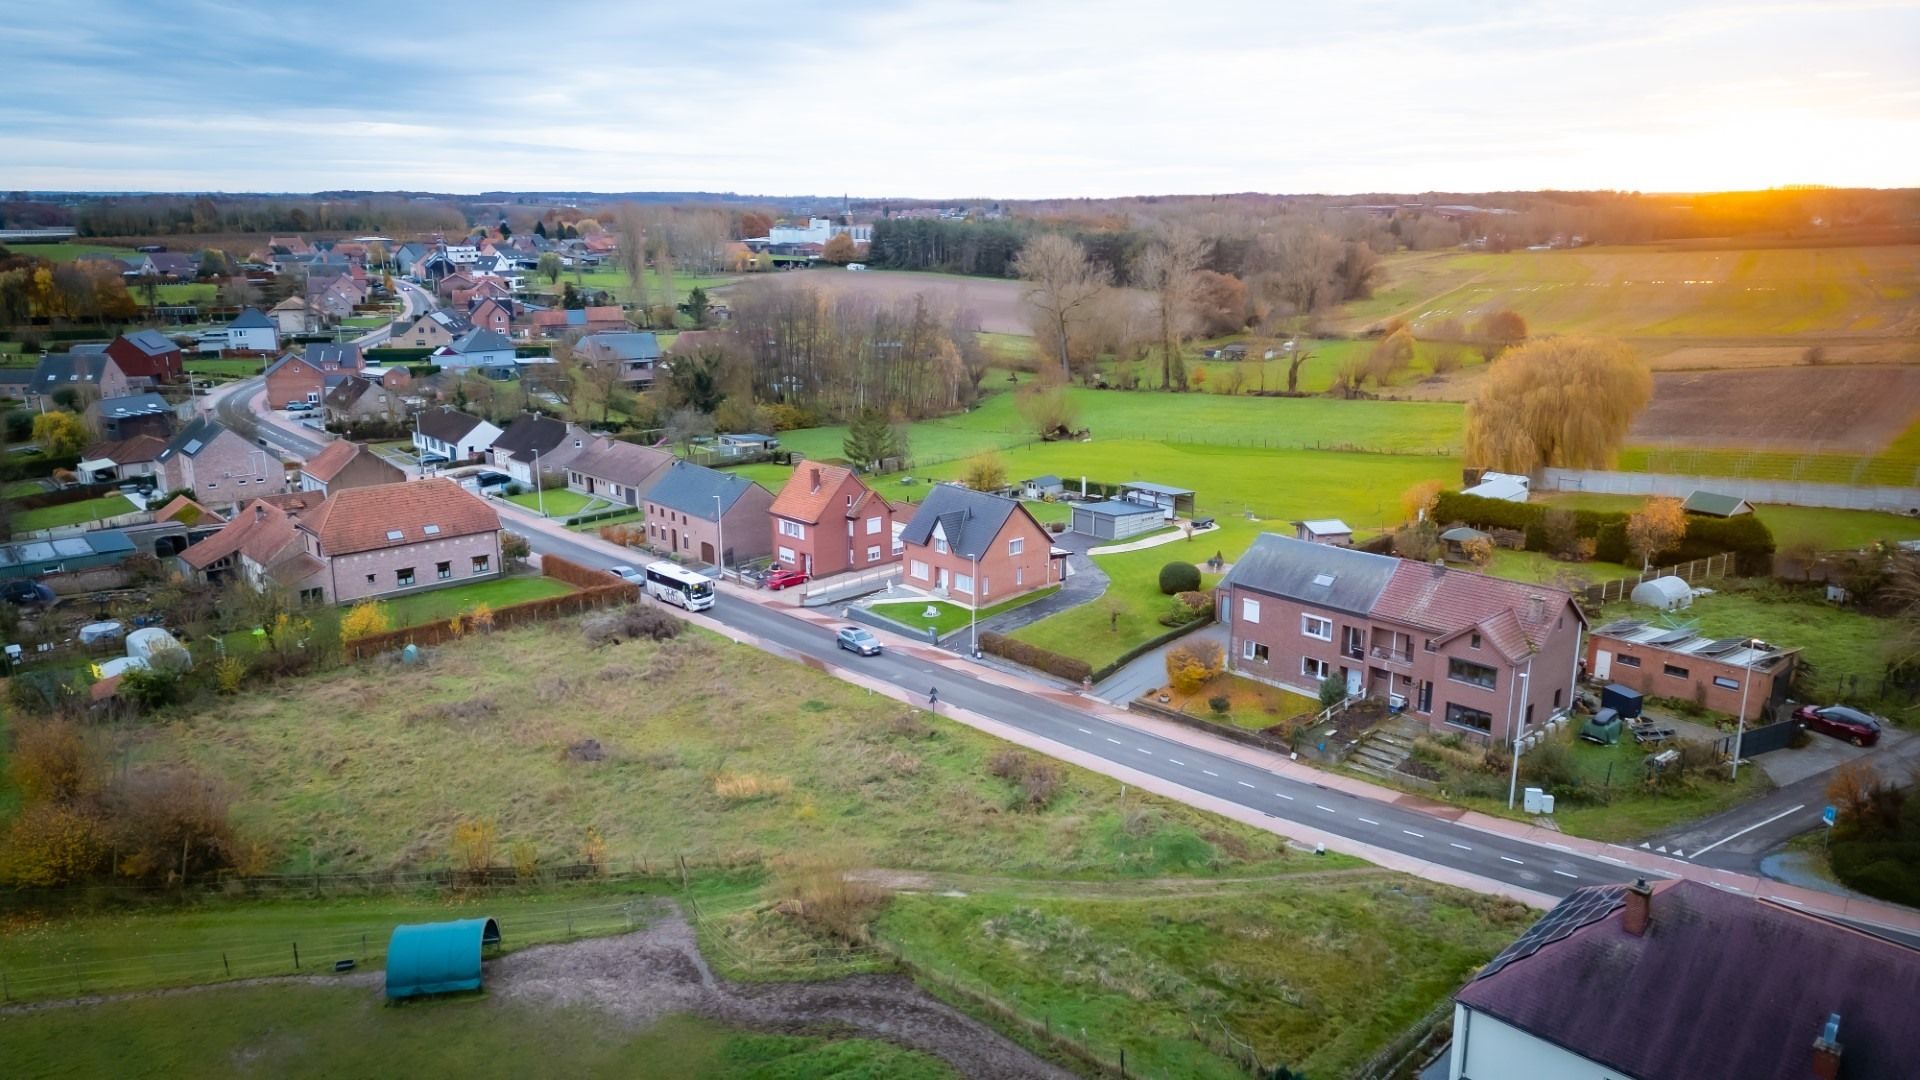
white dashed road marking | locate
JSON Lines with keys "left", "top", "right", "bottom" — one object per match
{"left": 1168, "top": 759, "right": 1185, "bottom": 766}
{"left": 1403, "top": 830, "right": 1425, "bottom": 838}
{"left": 1274, "top": 792, "right": 1294, "bottom": 801}
{"left": 1237, "top": 781, "right": 1256, "bottom": 789}
{"left": 1106, "top": 738, "right": 1122, "bottom": 745}
{"left": 1202, "top": 770, "right": 1218, "bottom": 777}
{"left": 1315, "top": 805, "right": 1336, "bottom": 814}
{"left": 1136, "top": 748, "right": 1153, "bottom": 755}
{"left": 1501, "top": 856, "right": 1525, "bottom": 865}
{"left": 1076, "top": 728, "right": 1091, "bottom": 734}
{"left": 1358, "top": 818, "right": 1379, "bottom": 825}
{"left": 1554, "top": 870, "right": 1579, "bottom": 879}
{"left": 1450, "top": 842, "right": 1473, "bottom": 851}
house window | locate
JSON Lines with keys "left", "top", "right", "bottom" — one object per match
{"left": 779, "top": 519, "right": 805, "bottom": 539}
{"left": 1242, "top": 641, "right": 1270, "bottom": 663}
{"left": 1301, "top": 614, "right": 1332, "bottom": 641}
{"left": 437, "top": 561, "right": 452, "bottom": 580}
{"left": 1015, "top": 567, "right": 1023, "bottom": 587}
{"left": 1616, "top": 654, "right": 1641, "bottom": 668}
{"left": 1664, "top": 664, "right": 1690, "bottom": 679}
{"left": 934, "top": 537, "right": 949, "bottom": 555}
{"left": 866, "top": 545, "right": 882, "bottom": 562}
{"left": 910, "top": 560, "right": 929, "bottom": 581}
{"left": 396, "top": 567, "right": 415, "bottom": 587}
{"left": 778, "top": 546, "right": 796, "bottom": 564}
{"left": 1417, "top": 680, "right": 1433, "bottom": 714}
{"left": 1446, "top": 703, "right": 1493, "bottom": 733}
{"left": 1302, "top": 656, "right": 1330, "bottom": 680}
{"left": 299, "top": 587, "right": 324, "bottom": 606}
{"left": 1469, "top": 632, "right": 1482, "bottom": 649}
{"left": 1713, "top": 675, "right": 1740, "bottom": 691}
{"left": 1241, "top": 597, "right": 1261, "bottom": 624}
{"left": 866, "top": 517, "right": 882, "bottom": 535}
{"left": 1009, "top": 537, "right": 1024, "bottom": 556}
{"left": 472, "top": 555, "right": 491, "bottom": 574}
{"left": 1553, "top": 688, "right": 1563, "bottom": 708}
{"left": 954, "top": 573, "right": 974, "bottom": 595}
{"left": 1448, "top": 658, "right": 1498, "bottom": 690}
{"left": 366, "top": 574, "right": 376, "bottom": 584}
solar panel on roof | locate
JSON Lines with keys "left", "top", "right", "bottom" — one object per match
{"left": 1477, "top": 884, "right": 1626, "bottom": 980}
{"left": 1696, "top": 638, "right": 1747, "bottom": 658}
{"left": 1646, "top": 629, "right": 1695, "bottom": 647}
{"left": 1595, "top": 618, "right": 1643, "bottom": 635}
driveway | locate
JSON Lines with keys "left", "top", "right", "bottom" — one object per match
{"left": 1093, "top": 621, "right": 1227, "bottom": 704}
{"left": 935, "top": 530, "right": 1108, "bottom": 648}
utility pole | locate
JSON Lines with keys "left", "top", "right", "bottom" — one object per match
{"left": 970, "top": 552, "right": 980, "bottom": 657}
{"left": 533, "top": 446, "right": 545, "bottom": 517}
{"left": 1506, "top": 662, "right": 1533, "bottom": 810}
{"left": 713, "top": 494, "right": 724, "bottom": 578}
{"left": 1731, "top": 643, "right": 1755, "bottom": 780}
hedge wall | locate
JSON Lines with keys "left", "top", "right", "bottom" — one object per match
{"left": 1432, "top": 491, "right": 1774, "bottom": 574}
{"left": 979, "top": 631, "right": 1092, "bottom": 684}
{"left": 0, "top": 452, "right": 82, "bottom": 483}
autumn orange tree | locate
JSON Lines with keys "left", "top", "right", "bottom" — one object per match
{"left": 822, "top": 232, "right": 858, "bottom": 264}
{"left": 1476, "top": 309, "right": 1528, "bottom": 359}
{"left": 1463, "top": 336, "right": 1652, "bottom": 473}
{"left": 339, "top": 600, "right": 392, "bottom": 642}
{"left": 1626, "top": 496, "right": 1687, "bottom": 569}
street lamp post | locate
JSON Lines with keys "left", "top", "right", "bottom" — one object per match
{"left": 1731, "top": 643, "right": 1754, "bottom": 780}
{"left": 533, "top": 446, "right": 546, "bottom": 517}
{"left": 713, "top": 494, "right": 725, "bottom": 579}
{"left": 1506, "top": 663, "right": 1533, "bottom": 810}
{"left": 970, "top": 552, "right": 980, "bottom": 657}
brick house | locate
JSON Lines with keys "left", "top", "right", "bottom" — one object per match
{"left": 299, "top": 440, "right": 405, "bottom": 495}
{"left": 487, "top": 413, "right": 591, "bottom": 485}
{"left": 104, "top": 330, "right": 183, "bottom": 381}
{"left": 87, "top": 391, "right": 176, "bottom": 441}
{"left": 321, "top": 375, "right": 405, "bottom": 427}
{"left": 413, "top": 406, "right": 502, "bottom": 463}
{"left": 1584, "top": 619, "right": 1798, "bottom": 722}
{"left": 897, "top": 485, "right": 1065, "bottom": 606}
{"left": 468, "top": 296, "right": 514, "bottom": 336}
{"left": 390, "top": 310, "right": 469, "bottom": 350}
{"left": 768, "top": 461, "right": 901, "bottom": 578}
{"left": 530, "top": 306, "right": 626, "bottom": 338}
{"left": 264, "top": 353, "right": 327, "bottom": 407}
{"left": 178, "top": 478, "right": 502, "bottom": 606}
{"left": 642, "top": 461, "right": 774, "bottom": 569}
{"left": 30, "top": 350, "right": 142, "bottom": 408}
{"left": 564, "top": 439, "right": 674, "bottom": 508}
{"left": 575, "top": 331, "right": 662, "bottom": 389}
{"left": 1218, "top": 533, "right": 1584, "bottom": 744}
{"left": 153, "top": 417, "right": 289, "bottom": 508}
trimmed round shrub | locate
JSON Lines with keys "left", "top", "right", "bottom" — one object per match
{"left": 1158, "top": 561, "right": 1201, "bottom": 595}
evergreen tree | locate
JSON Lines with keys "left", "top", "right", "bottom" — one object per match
{"left": 534, "top": 219, "right": 547, "bottom": 238}
{"left": 842, "top": 410, "right": 899, "bottom": 469}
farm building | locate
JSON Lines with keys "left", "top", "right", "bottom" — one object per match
{"left": 1630, "top": 576, "right": 1692, "bottom": 612}
{"left": 1071, "top": 500, "right": 1164, "bottom": 540}
{"left": 1292, "top": 519, "right": 1353, "bottom": 546}
{"left": 1585, "top": 619, "right": 1798, "bottom": 722}
{"left": 1682, "top": 490, "right": 1753, "bottom": 518}
{"left": 385, "top": 917, "right": 501, "bottom": 1000}
{"left": 1119, "top": 481, "right": 1194, "bottom": 518}
{"left": 1462, "top": 471, "right": 1530, "bottom": 503}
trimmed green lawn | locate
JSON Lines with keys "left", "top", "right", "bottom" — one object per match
{"left": 870, "top": 586, "right": 1060, "bottom": 637}
{"left": 1020, "top": 498, "right": 1072, "bottom": 524}
{"left": 572, "top": 509, "right": 644, "bottom": 532}
{"left": 505, "top": 487, "right": 597, "bottom": 517}
{"left": 0, "top": 986, "right": 951, "bottom": 1080}
{"left": 1483, "top": 549, "right": 1632, "bottom": 587}
{"left": 1, "top": 478, "right": 48, "bottom": 497}
{"left": 379, "top": 574, "right": 575, "bottom": 628}
{"left": 185, "top": 358, "right": 267, "bottom": 377}
{"left": 13, "top": 493, "right": 134, "bottom": 531}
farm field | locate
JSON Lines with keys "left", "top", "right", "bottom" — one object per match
{"left": 1346, "top": 244, "right": 1920, "bottom": 341}
{"left": 4, "top": 241, "right": 135, "bottom": 262}
{"left": 728, "top": 268, "right": 1036, "bottom": 335}
{"left": 1628, "top": 366, "right": 1920, "bottom": 455}
{"left": 524, "top": 269, "right": 735, "bottom": 308}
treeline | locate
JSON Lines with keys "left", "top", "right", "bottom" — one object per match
{"left": 0, "top": 246, "right": 138, "bottom": 324}
{"left": 75, "top": 195, "right": 466, "bottom": 238}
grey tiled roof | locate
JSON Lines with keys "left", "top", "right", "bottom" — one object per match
{"left": 1219, "top": 532, "right": 1398, "bottom": 616}
{"left": 898, "top": 485, "right": 1022, "bottom": 560}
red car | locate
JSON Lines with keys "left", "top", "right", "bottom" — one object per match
{"left": 1793, "top": 704, "right": 1882, "bottom": 747}
{"left": 764, "top": 567, "right": 810, "bottom": 591}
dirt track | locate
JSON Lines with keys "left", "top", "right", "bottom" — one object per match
{"left": 490, "top": 903, "right": 1074, "bottom": 1080}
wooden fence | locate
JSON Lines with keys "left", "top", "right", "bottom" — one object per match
{"left": 343, "top": 555, "right": 637, "bottom": 659}
{"left": 1577, "top": 553, "right": 1733, "bottom": 606}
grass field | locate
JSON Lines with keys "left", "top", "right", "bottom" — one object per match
{"left": 1615, "top": 442, "right": 1920, "bottom": 489}
{"left": 378, "top": 574, "right": 575, "bottom": 629}
{"left": 5, "top": 241, "right": 135, "bottom": 262}
{"left": 0, "top": 986, "right": 950, "bottom": 1080}
{"left": 1348, "top": 244, "right": 1920, "bottom": 340}
{"left": 524, "top": 270, "right": 737, "bottom": 308}
{"left": 1533, "top": 492, "right": 1920, "bottom": 551}
{"left": 505, "top": 487, "right": 598, "bottom": 517}
{"left": 13, "top": 493, "right": 134, "bottom": 531}
{"left": 869, "top": 586, "right": 1059, "bottom": 637}
{"left": 185, "top": 358, "right": 268, "bottom": 377}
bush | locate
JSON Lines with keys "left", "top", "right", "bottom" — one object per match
{"left": 1208, "top": 695, "right": 1231, "bottom": 714}
{"left": 1433, "top": 490, "right": 1772, "bottom": 571}
{"left": 104, "top": 767, "right": 245, "bottom": 884}
{"left": 984, "top": 750, "right": 1062, "bottom": 810}
{"left": 1158, "top": 561, "right": 1201, "bottom": 595}
{"left": 582, "top": 603, "right": 682, "bottom": 645}
{"left": 0, "top": 802, "right": 107, "bottom": 887}
{"left": 1318, "top": 675, "right": 1346, "bottom": 709}
{"left": 978, "top": 631, "right": 1092, "bottom": 683}
{"left": 1165, "top": 639, "right": 1224, "bottom": 693}
{"left": 7, "top": 718, "right": 101, "bottom": 805}
{"left": 1159, "top": 589, "right": 1213, "bottom": 627}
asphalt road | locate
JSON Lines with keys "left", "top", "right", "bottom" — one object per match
{"left": 516, "top": 521, "right": 1632, "bottom": 903}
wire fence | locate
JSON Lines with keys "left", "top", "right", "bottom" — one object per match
{"left": 1576, "top": 552, "right": 1734, "bottom": 606}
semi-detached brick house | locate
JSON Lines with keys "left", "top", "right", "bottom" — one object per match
{"left": 1218, "top": 534, "right": 1585, "bottom": 744}
{"left": 643, "top": 460, "right": 774, "bottom": 569}
{"left": 897, "top": 485, "right": 1066, "bottom": 606}
{"left": 103, "top": 329, "right": 183, "bottom": 382}
{"left": 768, "top": 461, "right": 901, "bottom": 578}
{"left": 154, "top": 417, "right": 288, "bottom": 509}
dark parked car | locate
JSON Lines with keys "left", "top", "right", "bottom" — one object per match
{"left": 764, "top": 567, "right": 810, "bottom": 591}
{"left": 836, "top": 626, "right": 882, "bottom": 656}
{"left": 1793, "top": 704, "right": 1882, "bottom": 747}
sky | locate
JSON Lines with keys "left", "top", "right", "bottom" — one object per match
{"left": 4, "top": 0, "right": 1918, "bottom": 197}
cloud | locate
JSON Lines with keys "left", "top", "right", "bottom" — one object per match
{"left": 5, "top": 0, "right": 1916, "bottom": 193}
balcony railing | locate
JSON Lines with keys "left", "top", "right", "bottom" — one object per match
{"left": 1370, "top": 645, "right": 1413, "bottom": 665}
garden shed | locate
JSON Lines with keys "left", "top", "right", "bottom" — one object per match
{"left": 385, "top": 917, "right": 501, "bottom": 1000}
{"left": 1630, "top": 575, "right": 1693, "bottom": 612}
{"left": 1119, "top": 481, "right": 1194, "bottom": 518}
{"left": 1070, "top": 499, "right": 1164, "bottom": 540}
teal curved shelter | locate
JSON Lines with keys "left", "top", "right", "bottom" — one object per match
{"left": 384, "top": 917, "right": 501, "bottom": 999}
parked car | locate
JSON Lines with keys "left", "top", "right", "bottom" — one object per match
{"left": 764, "top": 567, "right": 810, "bottom": 591}
{"left": 283, "top": 400, "right": 311, "bottom": 411}
{"left": 473, "top": 471, "right": 511, "bottom": 490}
{"left": 836, "top": 626, "right": 882, "bottom": 656}
{"left": 1793, "top": 704, "right": 1882, "bottom": 747}
{"left": 419, "top": 453, "right": 448, "bottom": 466}
{"left": 606, "top": 564, "right": 646, "bottom": 584}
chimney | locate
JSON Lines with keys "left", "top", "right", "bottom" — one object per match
{"left": 1529, "top": 595, "right": 1546, "bottom": 622}
{"left": 809, "top": 466, "right": 821, "bottom": 493}
{"left": 1622, "top": 878, "right": 1653, "bottom": 936}
{"left": 1811, "top": 1014, "right": 1842, "bottom": 1080}
{"left": 253, "top": 504, "right": 266, "bottom": 522}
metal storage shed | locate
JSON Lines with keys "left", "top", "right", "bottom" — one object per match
{"left": 1071, "top": 499, "right": 1164, "bottom": 540}
{"left": 385, "top": 917, "right": 501, "bottom": 999}
{"left": 1118, "top": 481, "right": 1194, "bottom": 518}
{"left": 1630, "top": 575, "right": 1692, "bottom": 612}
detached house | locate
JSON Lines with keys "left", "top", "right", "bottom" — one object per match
{"left": 530, "top": 306, "right": 625, "bottom": 338}
{"left": 468, "top": 296, "right": 514, "bottom": 337}
{"left": 898, "top": 485, "right": 1065, "bottom": 605}
{"left": 564, "top": 439, "right": 674, "bottom": 508}
{"left": 1217, "top": 534, "right": 1584, "bottom": 743}
{"left": 154, "top": 417, "right": 288, "bottom": 508}
{"left": 437, "top": 328, "right": 516, "bottom": 370}
{"left": 575, "top": 331, "right": 661, "bottom": 389}
{"left": 390, "top": 310, "right": 470, "bottom": 350}
{"left": 487, "top": 413, "right": 590, "bottom": 484}
{"left": 298, "top": 440, "right": 405, "bottom": 495}
{"left": 87, "top": 391, "right": 175, "bottom": 441}
{"left": 223, "top": 308, "right": 279, "bottom": 352}
{"left": 768, "top": 461, "right": 901, "bottom": 578}
{"left": 77, "top": 434, "right": 168, "bottom": 484}
{"left": 103, "top": 330, "right": 183, "bottom": 382}
{"left": 321, "top": 375, "right": 406, "bottom": 426}
{"left": 179, "top": 478, "right": 501, "bottom": 605}
{"left": 413, "top": 406, "right": 502, "bottom": 463}
{"left": 643, "top": 461, "right": 774, "bottom": 569}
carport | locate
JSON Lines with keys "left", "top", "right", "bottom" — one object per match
{"left": 1118, "top": 482, "right": 1195, "bottom": 518}
{"left": 1070, "top": 500, "right": 1163, "bottom": 540}
{"left": 385, "top": 917, "right": 501, "bottom": 1000}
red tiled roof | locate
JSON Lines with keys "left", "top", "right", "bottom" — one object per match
{"left": 300, "top": 478, "right": 499, "bottom": 556}
{"left": 1372, "top": 561, "right": 1577, "bottom": 662}
{"left": 770, "top": 461, "right": 860, "bottom": 524}
{"left": 301, "top": 440, "right": 361, "bottom": 484}
{"left": 179, "top": 500, "right": 304, "bottom": 571}
{"left": 82, "top": 434, "right": 168, "bottom": 465}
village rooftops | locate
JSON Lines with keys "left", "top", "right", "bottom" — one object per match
{"left": 644, "top": 460, "right": 762, "bottom": 520}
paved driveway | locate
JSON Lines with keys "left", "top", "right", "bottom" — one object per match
{"left": 937, "top": 530, "right": 1108, "bottom": 647}
{"left": 1093, "top": 622, "right": 1227, "bottom": 704}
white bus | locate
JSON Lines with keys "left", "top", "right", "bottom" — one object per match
{"left": 644, "top": 562, "right": 715, "bottom": 611}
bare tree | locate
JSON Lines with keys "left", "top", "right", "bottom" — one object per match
{"left": 1132, "top": 230, "right": 1207, "bottom": 391}
{"left": 1014, "top": 234, "right": 1109, "bottom": 378}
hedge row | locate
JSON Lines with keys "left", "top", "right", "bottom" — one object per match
{"left": 0, "top": 452, "right": 82, "bottom": 483}
{"left": 979, "top": 631, "right": 1092, "bottom": 684}
{"left": 1432, "top": 491, "right": 1775, "bottom": 574}
{"left": 1090, "top": 617, "right": 1215, "bottom": 683}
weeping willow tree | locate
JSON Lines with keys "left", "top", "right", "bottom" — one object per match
{"left": 1464, "top": 336, "right": 1652, "bottom": 473}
